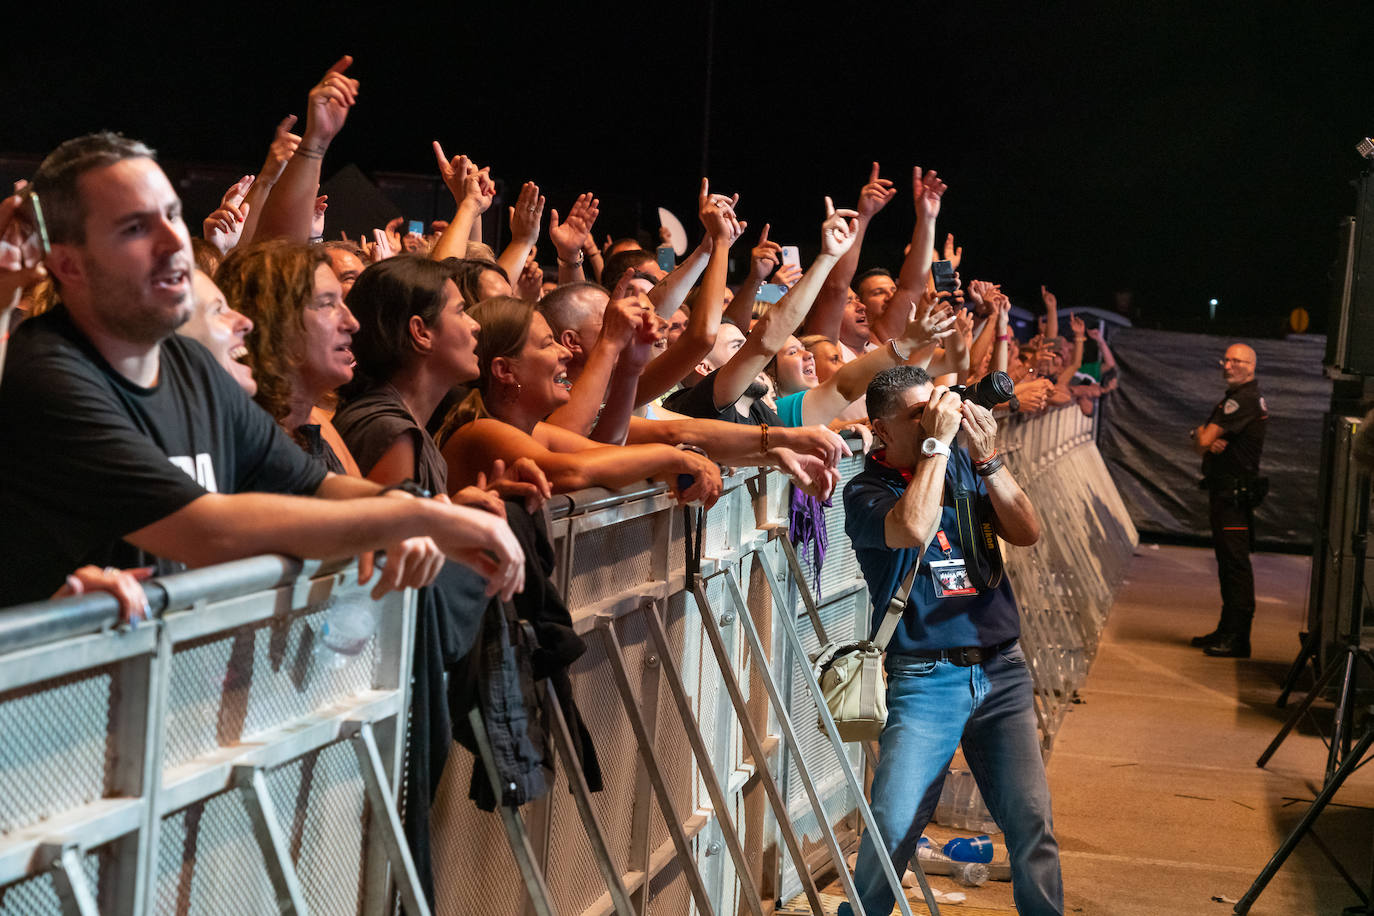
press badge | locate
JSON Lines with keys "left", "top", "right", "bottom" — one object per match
{"left": 930, "top": 559, "right": 978, "bottom": 597}
{"left": 930, "top": 530, "right": 978, "bottom": 598}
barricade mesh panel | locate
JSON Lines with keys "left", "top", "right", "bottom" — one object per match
{"left": 0, "top": 667, "right": 112, "bottom": 835}
{"left": 545, "top": 623, "right": 638, "bottom": 914}
{"left": 264, "top": 740, "right": 366, "bottom": 916}
{"left": 567, "top": 515, "right": 657, "bottom": 609}
{"left": 646, "top": 854, "right": 692, "bottom": 915}
{"left": 162, "top": 606, "right": 377, "bottom": 771}
{"left": 155, "top": 789, "right": 278, "bottom": 915}
{"left": 779, "top": 578, "right": 866, "bottom": 903}
{"left": 648, "top": 592, "right": 695, "bottom": 864}
{"left": 429, "top": 745, "right": 524, "bottom": 916}
{"left": 0, "top": 845, "right": 102, "bottom": 916}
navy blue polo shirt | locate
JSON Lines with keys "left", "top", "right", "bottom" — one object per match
{"left": 842, "top": 448, "right": 1020, "bottom": 654}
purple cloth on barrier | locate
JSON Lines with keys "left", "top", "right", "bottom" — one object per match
{"left": 789, "top": 486, "right": 831, "bottom": 598}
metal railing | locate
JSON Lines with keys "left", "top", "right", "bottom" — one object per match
{"left": 0, "top": 402, "right": 1137, "bottom": 916}
{"left": 0, "top": 556, "right": 423, "bottom": 916}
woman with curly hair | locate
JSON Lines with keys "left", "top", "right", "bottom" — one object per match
{"left": 214, "top": 240, "right": 361, "bottom": 473}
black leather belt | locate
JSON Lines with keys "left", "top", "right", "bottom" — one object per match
{"left": 906, "top": 638, "right": 1017, "bottom": 667}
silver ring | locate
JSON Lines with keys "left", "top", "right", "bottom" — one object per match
{"left": 103, "top": 566, "right": 118, "bottom": 576}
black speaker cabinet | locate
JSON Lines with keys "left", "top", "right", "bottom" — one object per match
{"left": 1327, "top": 170, "right": 1374, "bottom": 375}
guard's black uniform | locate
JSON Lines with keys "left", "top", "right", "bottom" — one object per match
{"left": 1201, "top": 379, "right": 1268, "bottom": 645}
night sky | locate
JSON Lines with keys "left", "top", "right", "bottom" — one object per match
{"left": 4, "top": 1, "right": 1371, "bottom": 336}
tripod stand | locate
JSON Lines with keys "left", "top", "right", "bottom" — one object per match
{"left": 1257, "top": 440, "right": 1372, "bottom": 781}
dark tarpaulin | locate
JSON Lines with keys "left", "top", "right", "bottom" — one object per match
{"left": 1096, "top": 328, "right": 1331, "bottom": 548}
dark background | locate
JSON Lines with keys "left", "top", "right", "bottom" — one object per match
{"left": 3, "top": 1, "right": 1372, "bottom": 336}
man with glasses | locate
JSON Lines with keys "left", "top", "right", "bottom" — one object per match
{"left": 1190, "top": 343, "right": 1268, "bottom": 658}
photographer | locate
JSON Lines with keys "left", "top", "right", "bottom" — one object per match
{"left": 838, "top": 365, "right": 1062, "bottom": 916}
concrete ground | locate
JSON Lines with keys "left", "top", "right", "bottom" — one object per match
{"left": 1049, "top": 543, "right": 1373, "bottom": 916}
{"left": 812, "top": 543, "right": 1374, "bottom": 915}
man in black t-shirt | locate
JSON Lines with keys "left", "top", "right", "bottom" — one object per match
{"left": 0, "top": 131, "right": 525, "bottom": 608}
{"left": 1189, "top": 343, "right": 1268, "bottom": 658}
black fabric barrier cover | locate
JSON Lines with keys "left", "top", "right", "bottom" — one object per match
{"left": 1097, "top": 329, "right": 1331, "bottom": 547}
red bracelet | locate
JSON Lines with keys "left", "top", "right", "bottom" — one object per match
{"left": 974, "top": 449, "right": 998, "bottom": 466}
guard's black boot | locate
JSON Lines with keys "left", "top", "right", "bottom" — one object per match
{"left": 1191, "top": 628, "right": 1224, "bottom": 648}
{"left": 1192, "top": 608, "right": 1233, "bottom": 648}
{"left": 1203, "top": 633, "right": 1251, "bottom": 658}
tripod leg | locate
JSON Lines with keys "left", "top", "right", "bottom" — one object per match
{"left": 1328, "top": 650, "right": 1360, "bottom": 781}
{"left": 1276, "top": 632, "right": 1318, "bottom": 709}
{"left": 1257, "top": 653, "right": 1344, "bottom": 768}
{"left": 1234, "top": 728, "right": 1374, "bottom": 914}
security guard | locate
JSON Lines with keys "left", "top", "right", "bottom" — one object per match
{"left": 1189, "top": 343, "right": 1268, "bottom": 658}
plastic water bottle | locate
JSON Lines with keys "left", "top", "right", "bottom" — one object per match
{"left": 943, "top": 835, "right": 994, "bottom": 864}
{"left": 916, "top": 837, "right": 990, "bottom": 887}
{"left": 315, "top": 593, "right": 377, "bottom": 667}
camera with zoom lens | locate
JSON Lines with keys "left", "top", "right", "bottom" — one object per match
{"left": 949, "top": 371, "right": 1016, "bottom": 411}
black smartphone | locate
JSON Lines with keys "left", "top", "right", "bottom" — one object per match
{"left": 931, "top": 259, "right": 958, "bottom": 294}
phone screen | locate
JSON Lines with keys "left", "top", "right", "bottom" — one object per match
{"left": 407, "top": 220, "right": 424, "bottom": 236}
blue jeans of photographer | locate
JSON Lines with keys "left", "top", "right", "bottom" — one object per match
{"left": 837, "top": 642, "right": 1063, "bottom": 916}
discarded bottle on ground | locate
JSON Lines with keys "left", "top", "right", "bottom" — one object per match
{"left": 916, "top": 837, "right": 990, "bottom": 887}
{"left": 943, "top": 835, "right": 994, "bottom": 864}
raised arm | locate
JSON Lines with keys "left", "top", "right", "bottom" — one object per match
{"left": 724, "top": 223, "right": 779, "bottom": 328}
{"left": 253, "top": 57, "right": 358, "bottom": 242}
{"left": 649, "top": 178, "right": 736, "bottom": 317}
{"left": 711, "top": 198, "right": 857, "bottom": 409}
{"left": 873, "top": 167, "right": 945, "bottom": 344}
{"left": 429, "top": 144, "right": 494, "bottom": 262}
{"left": 805, "top": 161, "right": 895, "bottom": 339}
{"left": 1040, "top": 285, "right": 1059, "bottom": 339}
{"left": 238, "top": 116, "right": 300, "bottom": 246}
{"left": 633, "top": 190, "right": 741, "bottom": 405}
{"left": 799, "top": 294, "right": 959, "bottom": 426}
{"left": 549, "top": 193, "right": 600, "bottom": 284}
{"left": 991, "top": 293, "right": 1012, "bottom": 374}
{"left": 497, "top": 181, "right": 546, "bottom": 282}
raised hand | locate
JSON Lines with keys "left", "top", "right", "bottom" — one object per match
{"left": 748, "top": 223, "right": 781, "bottom": 281}
{"left": 466, "top": 165, "right": 496, "bottom": 214}
{"left": 912, "top": 167, "right": 947, "bottom": 222}
{"left": 303, "top": 55, "right": 359, "bottom": 147}
{"left": 549, "top": 192, "right": 600, "bottom": 261}
{"left": 773, "top": 262, "right": 803, "bottom": 290}
{"left": 1069, "top": 314, "right": 1086, "bottom": 339}
{"left": 697, "top": 178, "right": 745, "bottom": 246}
{"left": 384, "top": 217, "right": 404, "bottom": 253}
{"left": 203, "top": 176, "right": 254, "bottom": 253}
{"left": 311, "top": 195, "right": 328, "bottom": 239}
{"left": 1086, "top": 327, "right": 1101, "bottom": 341}
{"left": 903, "top": 288, "right": 960, "bottom": 349}
{"left": 857, "top": 161, "right": 897, "bottom": 220}
{"left": 1040, "top": 284, "right": 1058, "bottom": 311}
{"left": 432, "top": 142, "right": 472, "bottom": 205}
{"left": 262, "top": 115, "right": 301, "bottom": 182}
{"left": 0, "top": 194, "right": 48, "bottom": 314}
{"left": 819, "top": 196, "right": 861, "bottom": 258}
{"left": 508, "top": 180, "right": 546, "bottom": 246}
{"left": 515, "top": 256, "right": 543, "bottom": 301}
{"left": 943, "top": 233, "right": 963, "bottom": 270}
{"left": 371, "top": 227, "right": 397, "bottom": 261}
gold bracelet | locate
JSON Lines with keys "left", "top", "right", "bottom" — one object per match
{"left": 760, "top": 423, "right": 770, "bottom": 453}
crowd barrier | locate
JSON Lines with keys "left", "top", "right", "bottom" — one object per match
{"left": 0, "top": 403, "right": 1137, "bottom": 915}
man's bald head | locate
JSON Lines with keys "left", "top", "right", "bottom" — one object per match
{"left": 1222, "top": 343, "right": 1257, "bottom": 386}
{"left": 539, "top": 281, "right": 610, "bottom": 376}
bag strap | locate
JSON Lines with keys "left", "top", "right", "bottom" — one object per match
{"left": 872, "top": 560, "right": 919, "bottom": 650}
{"left": 952, "top": 449, "right": 1004, "bottom": 591}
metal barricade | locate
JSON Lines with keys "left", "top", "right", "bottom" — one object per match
{"left": 0, "top": 556, "right": 421, "bottom": 916}
{"left": 0, "top": 402, "right": 1137, "bottom": 916}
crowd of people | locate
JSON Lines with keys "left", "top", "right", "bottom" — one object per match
{"left": 0, "top": 55, "right": 1119, "bottom": 912}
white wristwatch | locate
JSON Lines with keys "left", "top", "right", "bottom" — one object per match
{"left": 921, "top": 437, "right": 951, "bottom": 459}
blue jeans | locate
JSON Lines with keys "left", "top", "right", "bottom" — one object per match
{"left": 837, "top": 642, "right": 1062, "bottom": 916}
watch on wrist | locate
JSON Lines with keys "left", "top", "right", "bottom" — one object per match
{"left": 559, "top": 249, "right": 585, "bottom": 267}
{"left": 378, "top": 479, "right": 432, "bottom": 499}
{"left": 921, "top": 437, "right": 951, "bottom": 459}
